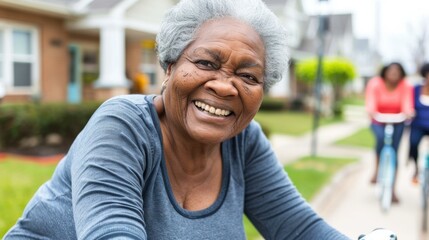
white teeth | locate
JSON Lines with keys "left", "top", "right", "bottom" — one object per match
{"left": 194, "top": 101, "right": 231, "bottom": 116}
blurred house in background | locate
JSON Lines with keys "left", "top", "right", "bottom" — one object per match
{"left": 266, "top": 2, "right": 380, "bottom": 99}
{"left": 0, "top": 0, "right": 177, "bottom": 103}
{"left": 0, "top": 0, "right": 379, "bottom": 104}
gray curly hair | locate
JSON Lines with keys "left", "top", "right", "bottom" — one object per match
{"left": 156, "top": 0, "right": 289, "bottom": 90}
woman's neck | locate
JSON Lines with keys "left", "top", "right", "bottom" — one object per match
{"left": 160, "top": 118, "right": 223, "bottom": 210}
{"left": 385, "top": 80, "right": 399, "bottom": 91}
{"left": 422, "top": 83, "right": 429, "bottom": 95}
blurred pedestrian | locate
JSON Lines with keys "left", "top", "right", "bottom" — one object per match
{"left": 408, "top": 62, "right": 429, "bottom": 183}
{"left": 365, "top": 62, "right": 414, "bottom": 203}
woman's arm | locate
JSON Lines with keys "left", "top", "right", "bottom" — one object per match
{"left": 401, "top": 80, "right": 415, "bottom": 117}
{"left": 243, "top": 122, "right": 349, "bottom": 240}
{"left": 71, "top": 98, "right": 149, "bottom": 239}
{"left": 365, "top": 77, "right": 379, "bottom": 117}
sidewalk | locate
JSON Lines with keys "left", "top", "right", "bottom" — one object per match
{"left": 270, "top": 115, "right": 424, "bottom": 239}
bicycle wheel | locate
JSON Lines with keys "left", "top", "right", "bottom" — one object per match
{"left": 378, "top": 147, "right": 395, "bottom": 212}
{"left": 422, "top": 167, "right": 429, "bottom": 231}
{"left": 380, "top": 168, "right": 394, "bottom": 212}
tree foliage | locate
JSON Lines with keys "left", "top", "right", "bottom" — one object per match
{"left": 296, "top": 57, "right": 356, "bottom": 86}
{"left": 295, "top": 57, "right": 357, "bottom": 117}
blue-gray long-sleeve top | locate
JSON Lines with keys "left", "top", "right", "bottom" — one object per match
{"left": 4, "top": 95, "right": 349, "bottom": 240}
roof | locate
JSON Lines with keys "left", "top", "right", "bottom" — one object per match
{"left": 36, "top": 0, "right": 125, "bottom": 12}
{"left": 86, "top": 0, "right": 123, "bottom": 11}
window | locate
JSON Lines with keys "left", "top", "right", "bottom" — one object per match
{"left": 140, "top": 41, "right": 158, "bottom": 90}
{"left": 0, "top": 22, "right": 38, "bottom": 93}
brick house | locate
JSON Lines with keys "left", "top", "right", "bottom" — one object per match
{"left": 0, "top": 0, "right": 175, "bottom": 103}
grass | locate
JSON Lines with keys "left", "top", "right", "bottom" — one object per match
{"left": 0, "top": 158, "right": 57, "bottom": 236}
{"left": 254, "top": 111, "right": 340, "bottom": 136}
{"left": 335, "top": 127, "right": 374, "bottom": 149}
{"left": 284, "top": 156, "right": 356, "bottom": 200}
{"left": 244, "top": 155, "right": 357, "bottom": 239}
{"left": 341, "top": 94, "right": 365, "bottom": 106}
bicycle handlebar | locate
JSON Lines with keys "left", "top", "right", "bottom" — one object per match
{"left": 358, "top": 228, "right": 397, "bottom": 240}
{"left": 373, "top": 113, "right": 407, "bottom": 124}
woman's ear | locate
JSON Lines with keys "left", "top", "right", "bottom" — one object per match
{"left": 165, "top": 63, "right": 174, "bottom": 78}
{"left": 161, "top": 63, "right": 174, "bottom": 94}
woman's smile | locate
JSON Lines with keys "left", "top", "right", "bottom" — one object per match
{"left": 193, "top": 100, "right": 232, "bottom": 117}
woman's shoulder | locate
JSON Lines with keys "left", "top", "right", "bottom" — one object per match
{"left": 97, "top": 95, "right": 156, "bottom": 116}
{"left": 367, "top": 76, "right": 383, "bottom": 88}
{"left": 88, "top": 94, "right": 160, "bottom": 134}
{"left": 103, "top": 94, "right": 155, "bottom": 107}
{"left": 396, "top": 79, "right": 413, "bottom": 90}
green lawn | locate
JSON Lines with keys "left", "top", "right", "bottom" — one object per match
{"left": 254, "top": 111, "right": 340, "bottom": 136}
{"left": 335, "top": 127, "right": 374, "bottom": 149}
{"left": 341, "top": 95, "right": 365, "bottom": 106}
{"left": 244, "top": 155, "right": 356, "bottom": 239}
{"left": 0, "top": 158, "right": 57, "bottom": 236}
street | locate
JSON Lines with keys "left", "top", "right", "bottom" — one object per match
{"left": 308, "top": 127, "right": 426, "bottom": 239}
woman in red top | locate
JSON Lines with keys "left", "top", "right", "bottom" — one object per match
{"left": 365, "top": 62, "right": 414, "bottom": 203}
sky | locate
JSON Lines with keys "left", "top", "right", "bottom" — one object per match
{"left": 302, "top": 0, "right": 429, "bottom": 74}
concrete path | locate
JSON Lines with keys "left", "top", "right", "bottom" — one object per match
{"left": 270, "top": 111, "right": 425, "bottom": 239}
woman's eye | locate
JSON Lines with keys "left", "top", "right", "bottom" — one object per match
{"left": 240, "top": 73, "right": 260, "bottom": 84}
{"left": 195, "top": 60, "right": 216, "bottom": 69}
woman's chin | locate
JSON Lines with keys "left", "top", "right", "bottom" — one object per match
{"left": 187, "top": 128, "right": 233, "bottom": 145}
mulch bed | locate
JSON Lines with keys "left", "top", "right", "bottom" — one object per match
{"left": 0, "top": 145, "right": 68, "bottom": 165}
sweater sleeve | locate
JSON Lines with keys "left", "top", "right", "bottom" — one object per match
{"left": 401, "top": 80, "right": 414, "bottom": 116}
{"left": 243, "top": 122, "right": 350, "bottom": 240}
{"left": 70, "top": 98, "right": 149, "bottom": 239}
{"left": 365, "top": 77, "right": 378, "bottom": 115}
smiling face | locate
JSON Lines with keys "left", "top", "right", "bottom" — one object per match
{"left": 161, "top": 17, "right": 265, "bottom": 144}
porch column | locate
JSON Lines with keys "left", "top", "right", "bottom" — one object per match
{"left": 94, "top": 23, "right": 129, "bottom": 100}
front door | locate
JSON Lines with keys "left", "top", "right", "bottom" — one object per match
{"left": 68, "top": 45, "right": 81, "bottom": 103}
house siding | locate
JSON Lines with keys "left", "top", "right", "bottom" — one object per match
{"left": 0, "top": 6, "right": 69, "bottom": 103}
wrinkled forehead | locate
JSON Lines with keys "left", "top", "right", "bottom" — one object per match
{"left": 190, "top": 17, "right": 265, "bottom": 58}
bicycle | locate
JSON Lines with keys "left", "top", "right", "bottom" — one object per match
{"left": 358, "top": 228, "right": 397, "bottom": 240}
{"left": 373, "top": 113, "right": 406, "bottom": 212}
{"left": 421, "top": 138, "right": 429, "bottom": 232}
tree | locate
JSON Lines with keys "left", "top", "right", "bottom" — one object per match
{"left": 408, "top": 15, "right": 429, "bottom": 73}
{"left": 296, "top": 57, "right": 356, "bottom": 116}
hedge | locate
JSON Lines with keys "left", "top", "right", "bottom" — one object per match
{"left": 0, "top": 102, "right": 101, "bottom": 149}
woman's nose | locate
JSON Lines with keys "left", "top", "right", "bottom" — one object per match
{"left": 204, "top": 76, "right": 238, "bottom": 97}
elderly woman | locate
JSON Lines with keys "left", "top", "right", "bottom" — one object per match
{"left": 5, "top": 0, "right": 349, "bottom": 239}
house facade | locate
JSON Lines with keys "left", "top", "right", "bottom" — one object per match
{"left": 0, "top": 0, "right": 176, "bottom": 103}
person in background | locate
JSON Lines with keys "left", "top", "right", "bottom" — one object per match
{"left": 409, "top": 63, "right": 429, "bottom": 183}
{"left": 365, "top": 62, "right": 414, "bottom": 203}
{"left": 4, "top": 0, "right": 350, "bottom": 239}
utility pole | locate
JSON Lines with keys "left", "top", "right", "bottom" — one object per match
{"left": 311, "top": 0, "right": 329, "bottom": 157}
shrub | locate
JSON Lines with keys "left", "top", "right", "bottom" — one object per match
{"left": 0, "top": 102, "right": 101, "bottom": 150}
{"left": 259, "top": 97, "right": 287, "bottom": 111}
{"left": 295, "top": 57, "right": 356, "bottom": 117}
